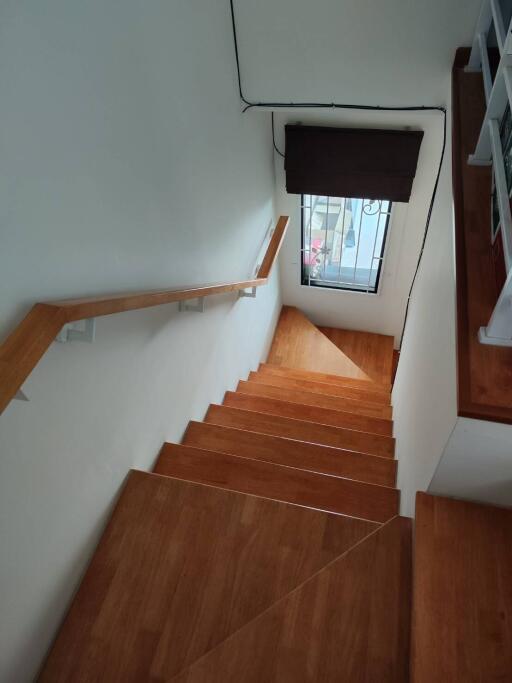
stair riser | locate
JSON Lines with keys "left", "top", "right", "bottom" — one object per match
{"left": 251, "top": 373, "right": 392, "bottom": 419}
{"left": 255, "top": 373, "right": 390, "bottom": 407}
{"left": 205, "top": 405, "right": 395, "bottom": 458}
{"left": 183, "top": 422, "right": 397, "bottom": 487}
{"left": 260, "top": 363, "right": 391, "bottom": 392}
{"left": 155, "top": 445, "right": 399, "bottom": 523}
{"left": 224, "top": 392, "right": 393, "bottom": 438}
{"left": 236, "top": 383, "right": 393, "bottom": 435}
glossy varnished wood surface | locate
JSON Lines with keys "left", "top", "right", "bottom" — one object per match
{"left": 250, "top": 370, "right": 392, "bottom": 412}
{"left": 453, "top": 51, "right": 512, "bottom": 423}
{"left": 0, "top": 304, "right": 68, "bottom": 415}
{"left": 0, "top": 217, "right": 288, "bottom": 414}
{"left": 182, "top": 422, "right": 397, "bottom": 487}
{"left": 223, "top": 385, "right": 393, "bottom": 438}
{"left": 172, "top": 516, "right": 412, "bottom": 683}
{"left": 318, "top": 326, "right": 395, "bottom": 386}
{"left": 40, "top": 470, "right": 377, "bottom": 681}
{"left": 268, "top": 306, "right": 375, "bottom": 380}
{"left": 238, "top": 378, "right": 392, "bottom": 420}
{"left": 205, "top": 404, "right": 395, "bottom": 457}
{"left": 392, "top": 350, "right": 400, "bottom": 385}
{"left": 412, "top": 492, "right": 512, "bottom": 683}
{"left": 255, "top": 216, "right": 289, "bottom": 279}
{"left": 259, "top": 362, "right": 391, "bottom": 392}
{"left": 155, "top": 444, "right": 399, "bottom": 522}
{"left": 244, "top": 380, "right": 392, "bottom": 422}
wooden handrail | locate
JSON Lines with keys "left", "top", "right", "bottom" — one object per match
{"left": 0, "top": 215, "right": 289, "bottom": 414}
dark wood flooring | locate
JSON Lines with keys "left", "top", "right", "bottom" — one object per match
{"left": 453, "top": 49, "right": 512, "bottom": 423}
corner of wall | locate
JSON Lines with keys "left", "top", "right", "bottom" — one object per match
{"left": 391, "top": 103, "right": 458, "bottom": 518}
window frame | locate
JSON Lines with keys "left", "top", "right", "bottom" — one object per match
{"left": 299, "top": 194, "right": 393, "bottom": 296}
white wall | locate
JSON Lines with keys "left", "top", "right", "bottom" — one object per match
{"left": 391, "top": 100, "right": 458, "bottom": 517}
{"left": 429, "top": 418, "right": 512, "bottom": 507}
{"left": 0, "top": 1, "right": 278, "bottom": 680}
{"left": 0, "top": 0, "right": 485, "bottom": 676}
{"left": 229, "top": 0, "right": 479, "bottom": 515}
{"left": 274, "top": 109, "right": 445, "bottom": 345}
{"left": 233, "top": 0, "right": 480, "bottom": 106}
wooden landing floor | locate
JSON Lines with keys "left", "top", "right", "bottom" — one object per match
{"left": 172, "top": 516, "right": 412, "bottom": 683}
{"left": 453, "top": 50, "right": 512, "bottom": 423}
{"left": 39, "top": 471, "right": 377, "bottom": 681}
{"left": 412, "top": 492, "right": 512, "bottom": 682}
{"left": 268, "top": 306, "right": 394, "bottom": 385}
{"left": 318, "top": 326, "right": 394, "bottom": 386}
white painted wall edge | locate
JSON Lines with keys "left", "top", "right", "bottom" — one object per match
{"left": 429, "top": 416, "right": 512, "bottom": 508}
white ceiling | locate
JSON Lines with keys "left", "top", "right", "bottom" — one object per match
{"left": 233, "top": 0, "right": 481, "bottom": 106}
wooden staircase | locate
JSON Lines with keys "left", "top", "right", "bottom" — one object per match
{"left": 152, "top": 306, "right": 399, "bottom": 524}
{"left": 39, "top": 305, "right": 512, "bottom": 680}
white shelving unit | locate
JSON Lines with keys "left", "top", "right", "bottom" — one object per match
{"left": 467, "top": 0, "right": 512, "bottom": 346}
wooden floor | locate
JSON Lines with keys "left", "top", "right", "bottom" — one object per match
{"left": 412, "top": 492, "right": 512, "bottom": 682}
{"left": 318, "top": 326, "right": 394, "bottom": 386}
{"left": 171, "top": 517, "right": 412, "bottom": 683}
{"left": 453, "top": 49, "right": 512, "bottom": 423}
{"left": 268, "top": 306, "right": 392, "bottom": 382}
{"left": 40, "top": 471, "right": 378, "bottom": 681}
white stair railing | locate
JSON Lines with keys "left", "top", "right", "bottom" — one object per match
{"left": 467, "top": 0, "right": 512, "bottom": 346}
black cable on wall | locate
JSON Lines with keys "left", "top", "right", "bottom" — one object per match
{"left": 229, "top": 0, "right": 447, "bottom": 354}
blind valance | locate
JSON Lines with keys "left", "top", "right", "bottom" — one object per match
{"left": 285, "top": 124, "right": 423, "bottom": 202}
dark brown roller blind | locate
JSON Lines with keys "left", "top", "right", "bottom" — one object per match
{"left": 285, "top": 124, "right": 424, "bottom": 202}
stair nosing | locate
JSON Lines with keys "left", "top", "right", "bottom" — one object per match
{"left": 259, "top": 363, "right": 392, "bottom": 392}
{"left": 238, "top": 381, "right": 393, "bottom": 423}
{"left": 223, "top": 393, "right": 395, "bottom": 440}
{"left": 253, "top": 371, "right": 391, "bottom": 405}
{"left": 154, "top": 450, "right": 396, "bottom": 524}
{"left": 206, "top": 404, "right": 396, "bottom": 458}
{"left": 185, "top": 421, "right": 396, "bottom": 463}
{"left": 168, "top": 441, "right": 397, "bottom": 491}
{"left": 154, "top": 470, "right": 386, "bottom": 526}
{"left": 249, "top": 374, "right": 392, "bottom": 407}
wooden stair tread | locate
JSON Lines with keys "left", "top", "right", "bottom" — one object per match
{"left": 171, "top": 516, "right": 412, "bottom": 683}
{"left": 412, "top": 492, "right": 512, "bottom": 683}
{"left": 40, "top": 471, "right": 378, "bottom": 681}
{"left": 183, "top": 422, "right": 397, "bottom": 487}
{"left": 224, "top": 391, "right": 394, "bottom": 439}
{"left": 236, "top": 381, "right": 393, "bottom": 434}
{"left": 205, "top": 404, "right": 395, "bottom": 458}
{"left": 251, "top": 372, "right": 392, "bottom": 420}
{"left": 267, "top": 306, "right": 376, "bottom": 380}
{"left": 259, "top": 362, "right": 391, "bottom": 393}
{"left": 155, "top": 444, "right": 399, "bottom": 523}
{"left": 256, "top": 367, "right": 391, "bottom": 406}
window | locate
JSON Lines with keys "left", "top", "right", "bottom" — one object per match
{"left": 301, "top": 194, "right": 392, "bottom": 294}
